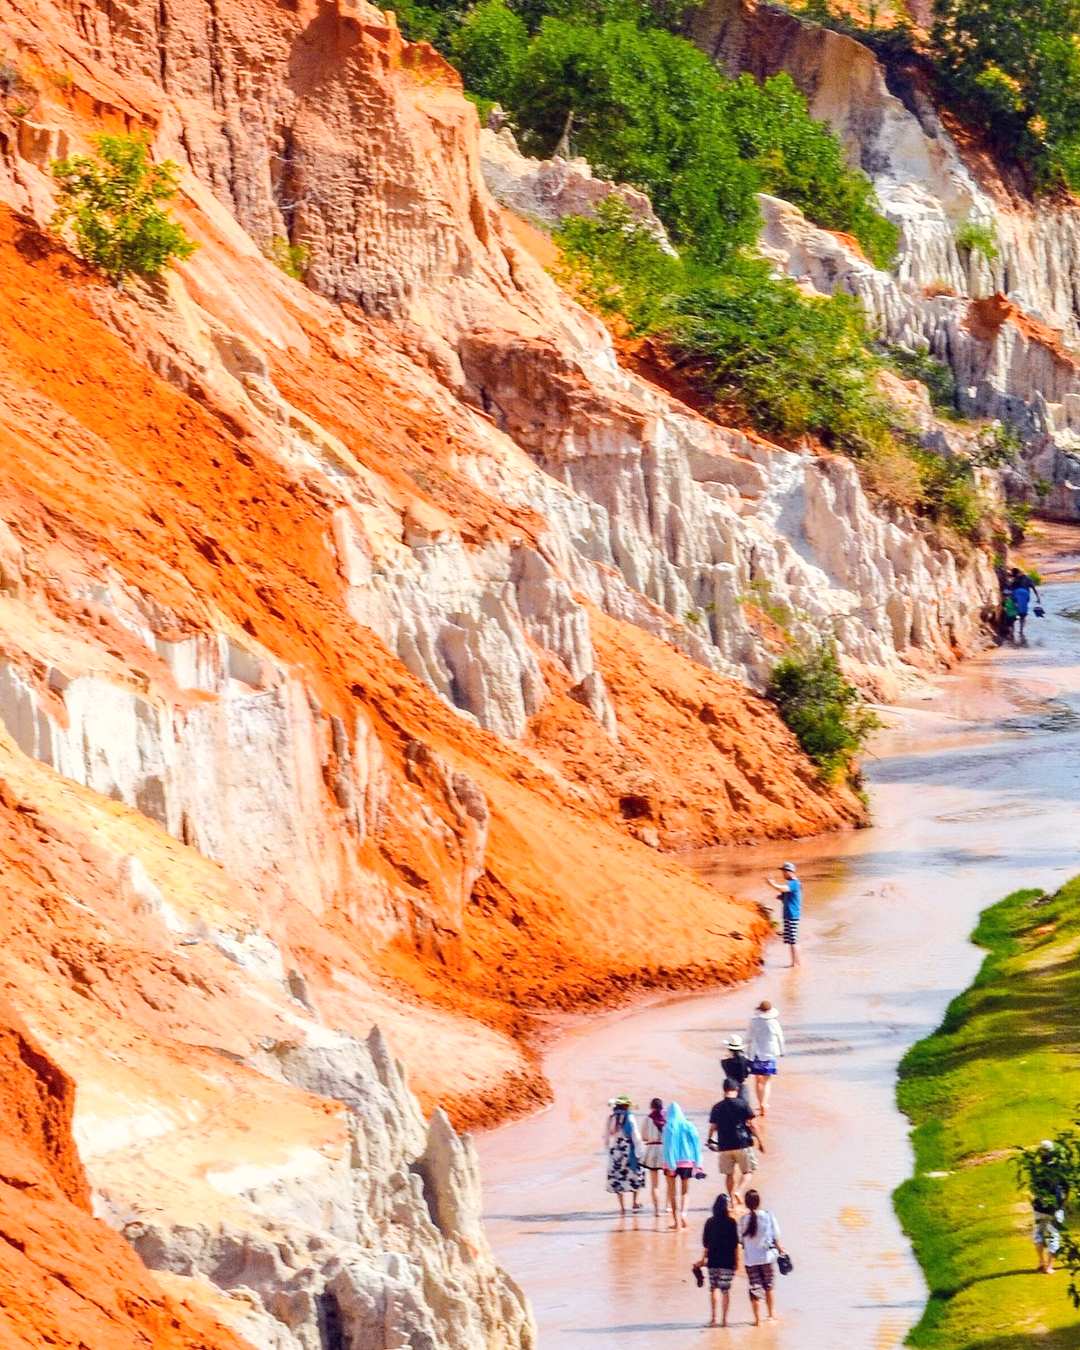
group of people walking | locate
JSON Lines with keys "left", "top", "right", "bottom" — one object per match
{"left": 997, "top": 565, "right": 1043, "bottom": 646}
{"left": 605, "top": 1000, "right": 789, "bottom": 1327}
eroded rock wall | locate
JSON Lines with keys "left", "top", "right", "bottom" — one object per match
{"left": 690, "top": 0, "right": 1080, "bottom": 511}
{"left": 0, "top": 0, "right": 1001, "bottom": 1342}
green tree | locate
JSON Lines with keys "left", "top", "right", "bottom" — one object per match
{"left": 51, "top": 134, "right": 196, "bottom": 284}
{"left": 932, "top": 0, "right": 1080, "bottom": 190}
{"left": 717, "top": 73, "right": 899, "bottom": 267}
{"left": 513, "top": 19, "right": 761, "bottom": 262}
{"left": 450, "top": 0, "right": 529, "bottom": 101}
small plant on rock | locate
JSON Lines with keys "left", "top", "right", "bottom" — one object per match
{"left": 955, "top": 216, "right": 999, "bottom": 263}
{"left": 51, "top": 134, "right": 196, "bottom": 285}
{"left": 268, "top": 235, "right": 311, "bottom": 281}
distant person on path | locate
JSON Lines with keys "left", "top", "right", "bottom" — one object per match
{"left": 746, "top": 1001, "right": 785, "bottom": 1116}
{"left": 641, "top": 1098, "right": 667, "bottom": 1217}
{"left": 721, "top": 1035, "right": 752, "bottom": 1106}
{"left": 708, "top": 1078, "right": 765, "bottom": 1202}
{"left": 605, "top": 1095, "right": 645, "bottom": 1215}
{"left": 662, "top": 1101, "right": 702, "bottom": 1230}
{"left": 738, "top": 1189, "right": 786, "bottom": 1325}
{"left": 1008, "top": 567, "right": 1042, "bottom": 646}
{"left": 693, "top": 1194, "right": 741, "bottom": 1328}
{"left": 1030, "top": 1139, "right": 1069, "bottom": 1274}
{"left": 766, "top": 861, "right": 802, "bottom": 967}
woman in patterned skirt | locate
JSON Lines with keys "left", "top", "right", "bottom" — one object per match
{"left": 606, "top": 1095, "right": 645, "bottom": 1213}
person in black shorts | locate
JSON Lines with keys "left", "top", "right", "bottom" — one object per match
{"left": 693, "top": 1194, "right": 741, "bottom": 1327}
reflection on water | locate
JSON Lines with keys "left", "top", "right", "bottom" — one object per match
{"left": 478, "top": 583, "right": 1080, "bottom": 1348}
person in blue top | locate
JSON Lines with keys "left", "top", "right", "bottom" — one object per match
{"left": 766, "top": 862, "right": 802, "bottom": 967}
{"left": 1008, "top": 567, "right": 1042, "bottom": 647}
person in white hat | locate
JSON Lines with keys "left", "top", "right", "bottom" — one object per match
{"left": 721, "top": 1034, "right": 752, "bottom": 1106}
{"left": 766, "top": 862, "right": 803, "bottom": 967}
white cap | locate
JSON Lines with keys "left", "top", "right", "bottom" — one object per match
{"left": 1040, "top": 1139, "right": 1056, "bottom": 1152}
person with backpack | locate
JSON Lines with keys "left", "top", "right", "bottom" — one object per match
{"left": 766, "top": 861, "right": 803, "bottom": 967}
{"left": 1008, "top": 567, "right": 1043, "bottom": 646}
{"left": 721, "top": 1034, "right": 752, "bottom": 1106}
{"left": 1029, "top": 1139, "right": 1069, "bottom": 1273}
{"left": 708, "top": 1077, "right": 765, "bottom": 1201}
{"left": 605, "top": 1095, "right": 645, "bottom": 1215}
{"left": 738, "top": 1188, "right": 787, "bottom": 1325}
{"left": 746, "top": 1000, "right": 786, "bottom": 1116}
{"left": 692, "top": 1194, "right": 741, "bottom": 1327}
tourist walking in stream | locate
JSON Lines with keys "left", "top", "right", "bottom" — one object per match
{"left": 738, "top": 1189, "right": 787, "bottom": 1325}
{"left": 708, "top": 1078, "right": 764, "bottom": 1202}
{"left": 641, "top": 1098, "right": 667, "bottom": 1217}
{"left": 766, "top": 861, "right": 803, "bottom": 966}
{"left": 662, "top": 1101, "right": 703, "bottom": 1229}
{"left": 721, "top": 1034, "right": 752, "bottom": 1106}
{"left": 1008, "top": 566, "right": 1043, "bottom": 646}
{"left": 746, "top": 1000, "right": 785, "bottom": 1116}
{"left": 605, "top": 1095, "right": 645, "bottom": 1214}
{"left": 693, "top": 1194, "right": 741, "bottom": 1328}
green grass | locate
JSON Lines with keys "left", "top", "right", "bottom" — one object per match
{"left": 895, "top": 880, "right": 1080, "bottom": 1348}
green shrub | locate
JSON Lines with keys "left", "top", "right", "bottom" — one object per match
{"left": 954, "top": 216, "right": 999, "bottom": 262}
{"left": 450, "top": 0, "right": 529, "bottom": 101}
{"left": 912, "top": 448, "right": 988, "bottom": 538}
{"left": 767, "top": 641, "right": 880, "bottom": 781}
{"left": 557, "top": 201, "right": 893, "bottom": 451}
{"left": 883, "top": 342, "right": 957, "bottom": 413}
{"left": 971, "top": 419, "right": 1020, "bottom": 468}
{"left": 716, "top": 72, "right": 899, "bottom": 267}
{"left": 931, "top": 0, "right": 1080, "bottom": 192}
{"left": 268, "top": 236, "right": 310, "bottom": 281}
{"left": 51, "top": 134, "right": 196, "bottom": 284}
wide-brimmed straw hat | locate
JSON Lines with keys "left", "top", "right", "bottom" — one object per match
{"left": 610, "top": 1094, "right": 634, "bottom": 1108}
{"left": 726, "top": 1035, "right": 745, "bottom": 1050}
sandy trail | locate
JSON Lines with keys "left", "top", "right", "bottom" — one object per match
{"left": 478, "top": 575, "right": 1080, "bottom": 1347}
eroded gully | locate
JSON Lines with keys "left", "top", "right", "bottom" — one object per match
{"left": 478, "top": 558, "right": 1080, "bottom": 1348}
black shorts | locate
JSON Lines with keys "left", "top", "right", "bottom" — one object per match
{"left": 666, "top": 1165, "right": 693, "bottom": 1180}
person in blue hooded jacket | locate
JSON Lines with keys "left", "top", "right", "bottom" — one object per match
{"left": 606, "top": 1095, "right": 645, "bottom": 1214}
{"left": 662, "top": 1101, "right": 702, "bottom": 1229}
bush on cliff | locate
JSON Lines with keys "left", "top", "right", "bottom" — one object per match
{"left": 767, "top": 642, "right": 879, "bottom": 782}
{"left": 558, "top": 200, "right": 894, "bottom": 452}
{"left": 51, "top": 135, "right": 196, "bottom": 285}
{"left": 931, "top": 0, "right": 1080, "bottom": 192}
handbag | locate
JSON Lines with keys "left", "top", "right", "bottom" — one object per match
{"left": 776, "top": 1251, "right": 793, "bottom": 1276}
{"left": 1035, "top": 604, "right": 1046, "bottom": 617}
{"left": 693, "top": 1165, "right": 707, "bottom": 1179}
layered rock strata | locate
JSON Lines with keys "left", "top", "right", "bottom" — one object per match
{"left": 0, "top": 0, "right": 1003, "bottom": 1340}
{"left": 690, "top": 0, "right": 1080, "bottom": 511}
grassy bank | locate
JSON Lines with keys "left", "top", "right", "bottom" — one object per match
{"left": 895, "top": 880, "right": 1080, "bottom": 1348}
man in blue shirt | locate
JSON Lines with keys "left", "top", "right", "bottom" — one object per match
{"left": 766, "top": 862, "right": 802, "bottom": 967}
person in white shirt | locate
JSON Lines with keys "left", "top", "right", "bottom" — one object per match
{"left": 738, "top": 1188, "right": 786, "bottom": 1324}
{"left": 746, "top": 1000, "right": 786, "bottom": 1116}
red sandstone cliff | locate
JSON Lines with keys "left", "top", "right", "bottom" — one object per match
{"left": 0, "top": 0, "right": 981, "bottom": 1341}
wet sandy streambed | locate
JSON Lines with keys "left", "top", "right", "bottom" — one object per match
{"left": 478, "top": 578, "right": 1080, "bottom": 1347}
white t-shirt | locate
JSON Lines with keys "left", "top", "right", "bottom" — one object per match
{"left": 739, "top": 1209, "right": 780, "bottom": 1265}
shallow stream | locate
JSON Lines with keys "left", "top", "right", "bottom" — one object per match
{"left": 478, "top": 576, "right": 1080, "bottom": 1347}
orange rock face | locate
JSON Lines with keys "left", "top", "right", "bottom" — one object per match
{"left": 0, "top": 993, "right": 243, "bottom": 1349}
